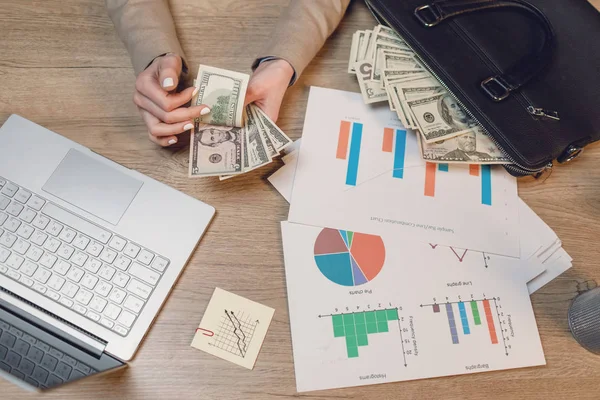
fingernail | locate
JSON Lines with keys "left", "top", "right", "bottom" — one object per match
{"left": 168, "top": 138, "right": 177, "bottom": 145}
{"left": 184, "top": 123, "right": 194, "bottom": 131}
{"left": 162, "top": 77, "right": 174, "bottom": 88}
{"left": 200, "top": 107, "right": 211, "bottom": 116}
{"left": 192, "top": 86, "right": 199, "bottom": 97}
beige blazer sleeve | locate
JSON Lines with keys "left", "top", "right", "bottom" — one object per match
{"left": 256, "top": 0, "right": 351, "bottom": 80}
{"left": 106, "top": 0, "right": 186, "bottom": 75}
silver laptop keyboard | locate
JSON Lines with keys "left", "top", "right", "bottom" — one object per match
{"left": 0, "top": 177, "right": 170, "bottom": 337}
{"left": 0, "top": 319, "right": 94, "bottom": 389}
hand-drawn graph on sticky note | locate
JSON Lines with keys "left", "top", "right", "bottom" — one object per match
{"left": 191, "top": 288, "right": 275, "bottom": 369}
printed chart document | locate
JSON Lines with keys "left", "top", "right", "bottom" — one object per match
{"left": 288, "top": 87, "right": 520, "bottom": 256}
{"left": 281, "top": 222, "right": 545, "bottom": 392}
{"left": 191, "top": 288, "right": 275, "bottom": 369}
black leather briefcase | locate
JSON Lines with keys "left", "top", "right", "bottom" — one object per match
{"left": 364, "top": 0, "right": 600, "bottom": 176}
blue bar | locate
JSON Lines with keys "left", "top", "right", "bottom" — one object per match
{"left": 392, "top": 129, "right": 407, "bottom": 179}
{"left": 445, "top": 303, "right": 459, "bottom": 344}
{"left": 346, "top": 123, "right": 363, "bottom": 186}
{"left": 438, "top": 163, "right": 449, "bottom": 172}
{"left": 481, "top": 165, "right": 492, "bottom": 205}
{"left": 458, "top": 302, "right": 470, "bottom": 334}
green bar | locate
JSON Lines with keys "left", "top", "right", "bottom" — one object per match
{"left": 375, "top": 310, "right": 387, "bottom": 323}
{"left": 377, "top": 321, "right": 389, "bottom": 333}
{"left": 367, "top": 323, "right": 378, "bottom": 334}
{"left": 386, "top": 308, "right": 399, "bottom": 321}
{"left": 356, "top": 323, "right": 366, "bottom": 335}
{"left": 354, "top": 312, "right": 365, "bottom": 325}
{"left": 365, "top": 311, "right": 376, "bottom": 324}
{"left": 345, "top": 323, "right": 356, "bottom": 335}
{"left": 346, "top": 335, "right": 357, "bottom": 348}
{"left": 357, "top": 334, "right": 368, "bottom": 346}
{"left": 348, "top": 346, "right": 359, "bottom": 358}
{"left": 333, "top": 324, "right": 345, "bottom": 337}
{"left": 470, "top": 301, "right": 481, "bottom": 325}
{"left": 332, "top": 314, "right": 344, "bottom": 326}
{"left": 343, "top": 313, "right": 354, "bottom": 325}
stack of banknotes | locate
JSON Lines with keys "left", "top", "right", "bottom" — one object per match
{"left": 350, "top": 25, "right": 509, "bottom": 165}
{"left": 188, "top": 65, "right": 293, "bottom": 179}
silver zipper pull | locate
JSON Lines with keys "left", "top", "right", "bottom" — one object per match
{"left": 527, "top": 106, "right": 560, "bottom": 121}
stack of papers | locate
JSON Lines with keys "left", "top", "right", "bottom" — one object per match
{"left": 269, "top": 87, "right": 571, "bottom": 392}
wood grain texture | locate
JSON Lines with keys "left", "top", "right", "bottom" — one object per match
{"left": 1, "top": 0, "right": 600, "bottom": 398}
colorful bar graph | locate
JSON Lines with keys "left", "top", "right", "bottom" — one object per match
{"left": 424, "top": 162, "right": 437, "bottom": 197}
{"left": 331, "top": 309, "right": 399, "bottom": 358}
{"left": 336, "top": 121, "right": 351, "bottom": 159}
{"left": 433, "top": 304, "right": 440, "bottom": 313}
{"left": 345, "top": 123, "right": 363, "bottom": 186}
{"left": 458, "top": 302, "right": 470, "bottom": 334}
{"left": 438, "top": 164, "right": 449, "bottom": 172}
{"left": 393, "top": 129, "right": 407, "bottom": 179}
{"left": 382, "top": 127, "right": 394, "bottom": 152}
{"left": 469, "top": 164, "right": 480, "bottom": 176}
{"left": 482, "top": 299, "right": 498, "bottom": 344}
{"left": 481, "top": 165, "right": 492, "bottom": 206}
{"left": 471, "top": 301, "right": 481, "bottom": 325}
{"left": 445, "top": 303, "right": 459, "bottom": 344}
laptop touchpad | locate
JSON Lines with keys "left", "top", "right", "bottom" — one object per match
{"left": 43, "top": 149, "right": 143, "bottom": 225}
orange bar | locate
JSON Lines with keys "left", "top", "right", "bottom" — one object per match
{"left": 424, "top": 162, "right": 436, "bottom": 197}
{"left": 382, "top": 127, "right": 394, "bottom": 152}
{"left": 336, "top": 121, "right": 351, "bottom": 159}
{"left": 483, "top": 300, "right": 498, "bottom": 344}
{"left": 469, "top": 164, "right": 480, "bottom": 176}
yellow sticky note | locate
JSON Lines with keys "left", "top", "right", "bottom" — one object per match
{"left": 191, "top": 288, "right": 275, "bottom": 369}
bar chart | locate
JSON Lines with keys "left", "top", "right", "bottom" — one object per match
{"left": 336, "top": 120, "right": 363, "bottom": 186}
{"left": 425, "top": 297, "right": 505, "bottom": 353}
{"left": 321, "top": 307, "right": 402, "bottom": 359}
{"left": 424, "top": 163, "right": 493, "bottom": 205}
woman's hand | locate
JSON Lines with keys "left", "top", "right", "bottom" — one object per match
{"left": 244, "top": 59, "right": 295, "bottom": 122}
{"left": 133, "top": 53, "right": 210, "bottom": 146}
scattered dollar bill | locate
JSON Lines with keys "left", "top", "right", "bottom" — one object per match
{"left": 192, "top": 65, "right": 249, "bottom": 128}
{"left": 348, "top": 31, "right": 362, "bottom": 73}
{"left": 245, "top": 107, "right": 272, "bottom": 169}
{"left": 355, "top": 61, "right": 387, "bottom": 104}
{"left": 252, "top": 105, "right": 293, "bottom": 151}
{"left": 418, "top": 127, "right": 510, "bottom": 164}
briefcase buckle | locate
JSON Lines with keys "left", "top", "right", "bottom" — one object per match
{"left": 558, "top": 145, "right": 584, "bottom": 163}
{"left": 414, "top": 5, "right": 441, "bottom": 27}
{"left": 481, "top": 76, "right": 511, "bottom": 101}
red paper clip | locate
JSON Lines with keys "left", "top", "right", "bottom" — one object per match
{"left": 196, "top": 327, "right": 214, "bottom": 337}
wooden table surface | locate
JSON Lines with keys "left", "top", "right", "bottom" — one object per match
{"left": 2, "top": 0, "right": 600, "bottom": 398}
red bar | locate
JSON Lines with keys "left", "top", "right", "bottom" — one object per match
{"left": 469, "top": 164, "right": 480, "bottom": 176}
{"left": 483, "top": 300, "right": 498, "bottom": 344}
{"left": 432, "top": 304, "right": 440, "bottom": 313}
{"left": 424, "top": 162, "right": 436, "bottom": 197}
{"left": 337, "top": 121, "right": 351, "bottom": 159}
{"left": 382, "top": 128, "right": 394, "bottom": 152}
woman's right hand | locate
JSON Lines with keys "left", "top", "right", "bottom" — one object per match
{"left": 133, "top": 53, "right": 210, "bottom": 146}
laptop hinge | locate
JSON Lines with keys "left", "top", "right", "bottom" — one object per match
{"left": 0, "top": 287, "right": 107, "bottom": 358}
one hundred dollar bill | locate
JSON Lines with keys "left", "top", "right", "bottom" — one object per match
{"left": 356, "top": 30, "right": 372, "bottom": 62}
{"left": 189, "top": 124, "right": 244, "bottom": 178}
{"left": 355, "top": 61, "right": 387, "bottom": 104}
{"left": 193, "top": 65, "right": 249, "bottom": 128}
{"left": 373, "top": 46, "right": 414, "bottom": 81}
{"left": 418, "top": 127, "right": 510, "bottom": 164}
{"left": 390, "top": 77, "right": 444, "bottom": 128}
{"left": 251, "top": 105, "right": 293, "bottom": 151}
{"left": 406, "top": 91, "right": 479, "bottom": 143}
{"left": 383, "top": 52, "right": 423, "bottom": 71}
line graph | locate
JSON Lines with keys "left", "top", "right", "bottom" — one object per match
{"left": 428, "top": 244, "right": 490, "bottom": 267}
{"left": 211, "top": 309, "right": 259, "bottom": 358}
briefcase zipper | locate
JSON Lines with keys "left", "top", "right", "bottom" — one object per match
{"left": 367, "top": 7, "right": 549, "bottom": 175}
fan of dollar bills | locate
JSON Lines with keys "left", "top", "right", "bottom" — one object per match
{"left": 350, "top": 25, "right": 509, "bottom": 165}
{"left": 188, "top": 65, "right": 293, "bottom": 179}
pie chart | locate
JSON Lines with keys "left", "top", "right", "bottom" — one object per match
{"left": 314, "top": 228, "right": 385, "bottom": 286}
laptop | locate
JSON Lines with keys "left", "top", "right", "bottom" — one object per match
{"left": 0, "top": 115, "right": 215, "bottom": 391}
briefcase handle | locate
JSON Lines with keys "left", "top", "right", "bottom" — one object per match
{"left": 414, "top": 0, "right": 555, "bottom": 102}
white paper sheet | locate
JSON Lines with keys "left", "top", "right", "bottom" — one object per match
{"left": 288, "top": 87, "right": 520, "bottom": 256}
{"left": 281, "top": 222, "right": 545, "bottom": 392}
